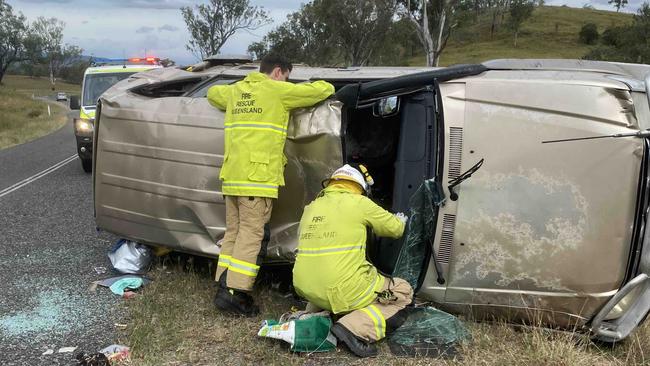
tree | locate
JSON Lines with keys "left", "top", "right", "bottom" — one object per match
{"left": 489, "top": 0, "right": 510, "bottom": 38}
{"left": 578, "top": 23, "right": 599, "bottom": 45}
{"left": 52, "top": 44, "right": 82, "bottom": 79}
{"left": 321, "top": 0, "right": 397, "bottom": 66}
{"left": 609, "top": 0, "right": 628, "bottom": 12}
{"left": 507, "top": 0, "right": 534, "bottom": 47}
{"left": 247, "top": 41, "right": 267, "bottom": 60}
{"left": 401, "top": 0, "right": 460, "bottom": 66}
{"left": 181, "top": 0, "right": 271, "bottom": 61}
{"left": 0, "top": 1, "right": 35, "bottom": 84}
{"left": 370, "top": 18, "right": 421, "bottom": 65}
{"left": 250, "top": 0, "right": 397, "bottom": 66}
{"left": 248, "top": 1, "right": 337, "bottom": 66}
{"left": 58, "top": 57, "right": 91, "bottom": 84}
{"left": 32, "top": 17, "right": 65, "bottom": 88}
{"left": 584, "top": 3, "right": 650, "bottom": 63}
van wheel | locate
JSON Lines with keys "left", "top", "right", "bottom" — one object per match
{"left": 81, "top": 158, "right": 92, "bottom": 173}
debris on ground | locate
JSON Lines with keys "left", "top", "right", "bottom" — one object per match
{"left": 58, "top": 346, "right": 77, "bottom": 353}
{"left": 75, "top": 352, "right": 110, "bottom": 366}
{"left": 100, "top": 344, "right": 130, "bottom": 363}
{"left": 90, "top": 275, "right": 151, "bottom": 296}
{"left": 73, "top": 345, "right": 129, "bottom": 365}
{"left": 109, "top": 277, "right": 144, "bottom": 296}
{"left": 388, "top": 306, "right": 470, "bottom": 358}
{"left": 93, "top": 266, "right": 107, "bottom": 275}
{"left": 108, "top": 239, "right": 153, "bottom": 274}
{"left": 95, "top": 275, "right": 151, "bottom": 288}
{"left": 258, "top": 311, "right": 336, "bottom": 353}
{"left": 42, "top": 349, "right": 54, "bottom": 355}
{"left": 121, "top": 290, "right": 138, "bottom": 299}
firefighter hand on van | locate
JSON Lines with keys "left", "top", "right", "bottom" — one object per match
{"left": 395, "top": 212, "right": 408, "bottom": 225}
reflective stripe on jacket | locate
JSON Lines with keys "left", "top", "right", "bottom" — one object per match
{"left": 207, "top": 72, "right": 334, "bottom": 198}
{"left": 292, "top": 186, "right": 405, "bottom": 314}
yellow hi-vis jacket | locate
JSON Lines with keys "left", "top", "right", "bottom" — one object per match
{"left": 207, "top": 72, "right": 334, "bottom": 198}
{"left": 293, "top": 185, "right": 405, "bottom": 314}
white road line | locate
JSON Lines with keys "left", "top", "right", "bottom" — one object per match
{"left": 0, "top": 154, "right": 78, "bottom": 198}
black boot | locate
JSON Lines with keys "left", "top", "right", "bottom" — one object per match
{"left": 216, "top": 272, "right": 228, "bottom": 291}
{"left": 213, "top": 288, "right": 260, "bottom": 317}
{"left": 330, "top": 323, "right": 378, "bottom": 358}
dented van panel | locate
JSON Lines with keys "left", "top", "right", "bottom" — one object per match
{"left": 419, "top": 71, "right": 644, "bottom": 328}
{"left": 95, "top": 94, "right": 342, "bottom": 260}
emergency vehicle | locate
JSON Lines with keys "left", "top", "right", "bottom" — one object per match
{"left": 73, "top": 57, "right": 162, "bottom": 172}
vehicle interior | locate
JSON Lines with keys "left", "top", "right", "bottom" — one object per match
{"left": 342, "top": 90, "right": 439, "bottom": 275}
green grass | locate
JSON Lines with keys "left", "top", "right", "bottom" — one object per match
{"left": 1, "top": 74, "right": 81, "bottom": 97}
{"left": 120, "top": 258, "right": 650, "bottom": 365}
{"left": 0, "top": 75, "right": 80, "bottom": 149}
{"left": 411, "top": 5, "right": 634, "bottom": 66}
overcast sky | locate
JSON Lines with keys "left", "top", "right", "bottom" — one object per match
{"left": 6, "top": 0, "right": 646, "bottom": 65}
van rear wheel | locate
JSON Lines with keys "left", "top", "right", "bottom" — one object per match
{"left": 81, "top": 158, "right": 92, "bottom": 173}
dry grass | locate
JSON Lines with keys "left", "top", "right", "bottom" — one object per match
{"left": 119, "top": 256, "right": 650, "bottom": 366}
{"left": 0, "top": 75, "right": 80, "bottom": 149}
{"left": 412, "top": 6, "right": 634, "bottom": 66}
{"left": 1, "top": 74, "right": 80, "bottom": 98}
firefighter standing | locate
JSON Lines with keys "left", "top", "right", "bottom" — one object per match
{"left": 293, "top": 164, "right": 413, "bottom": 357}
{"left": 207, "top": 55, "right": 334, "bottom": 316}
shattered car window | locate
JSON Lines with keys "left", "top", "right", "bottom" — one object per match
{"left": 393, "top": 179, "right": 446, "bottom": 289}
{"left": 189, "top": 78, "right": 238, "bottom": 98}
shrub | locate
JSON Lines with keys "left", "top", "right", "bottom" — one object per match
{"left": 579, "top": 23, "right": 599, "bottom": 44}
{"left": 27, "top": 109, "right": 42, "bottom": 118}
{"left": 601, "top": 26, "right": 625, "bottom": 46}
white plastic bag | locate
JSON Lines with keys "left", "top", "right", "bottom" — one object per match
{"left": 108, "top": 239, "right": 152, "bottom": 274}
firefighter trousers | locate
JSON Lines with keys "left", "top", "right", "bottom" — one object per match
{"left": 307, "top": 277, "right": 413, "bottom": 343}
{"left": 215, "top": 196, "right": 273, "bottom": 292}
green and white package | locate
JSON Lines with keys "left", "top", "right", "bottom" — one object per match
{"left": 258, "top": 315, "right": 337, "bottom": 352}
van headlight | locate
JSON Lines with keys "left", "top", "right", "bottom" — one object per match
{"left": 74, "top": 118, "right": 94, "bottom": 135}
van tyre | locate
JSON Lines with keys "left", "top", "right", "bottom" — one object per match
{"left": 81, "top": 158, "right": 92, "bottom": 173}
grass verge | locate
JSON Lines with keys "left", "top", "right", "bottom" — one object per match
{"left": 412, "top": 6, "right": 634, "bottom": 66}
{"left": 0, "top": 75, "right": 80, "bottom": 150}
{"left": 120, "top": 256, "right": 650, "bottom": 365}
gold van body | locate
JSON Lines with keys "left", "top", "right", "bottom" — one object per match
{"left": 94, "top": 59, "right": 650, "bottom": 342}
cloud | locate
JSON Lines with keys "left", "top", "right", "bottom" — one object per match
{"left": 158, "top": 24, "right": 179, "bottom": 32}
{"left": 136, "top": 26, "right": 155, "bottom": 34}
{"left": 13, "top": 0, "right": 193, "bottom": 8}
{"left": 102, "top": 0, "right": 194, "bottom": 9}
{"left": 16, "top": 0, "right": 73, "bottom": 3}
{"left": 546, "top": 0, "right": 644, "bottom": 11}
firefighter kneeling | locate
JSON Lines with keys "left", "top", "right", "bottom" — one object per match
{"left": 293, "top": 164, "right": 413, "bottom": 357}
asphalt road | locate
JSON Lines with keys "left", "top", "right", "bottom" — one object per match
{"left": 0, "top": 119, "right": 123, "bottom": 365}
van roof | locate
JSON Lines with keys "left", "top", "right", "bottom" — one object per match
{"left": 197, "top": 58, "right": 650, "bottom": 84}
{"left": 484, "top": 59, "right": 650, "bottom": 84}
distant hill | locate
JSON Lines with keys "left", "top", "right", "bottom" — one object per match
{"left": 410, "top": 5, "right": 634, "bottom": 66}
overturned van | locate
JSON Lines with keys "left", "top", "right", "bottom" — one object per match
{"left": 93, "top": 58, "right": 650, "bottom": 342}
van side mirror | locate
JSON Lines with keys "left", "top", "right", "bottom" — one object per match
{"left": 69, "top": 95, "right": 80, "bottom": 110}
{"left": 373, "top": 96, "right": 399, "bottom": 118}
